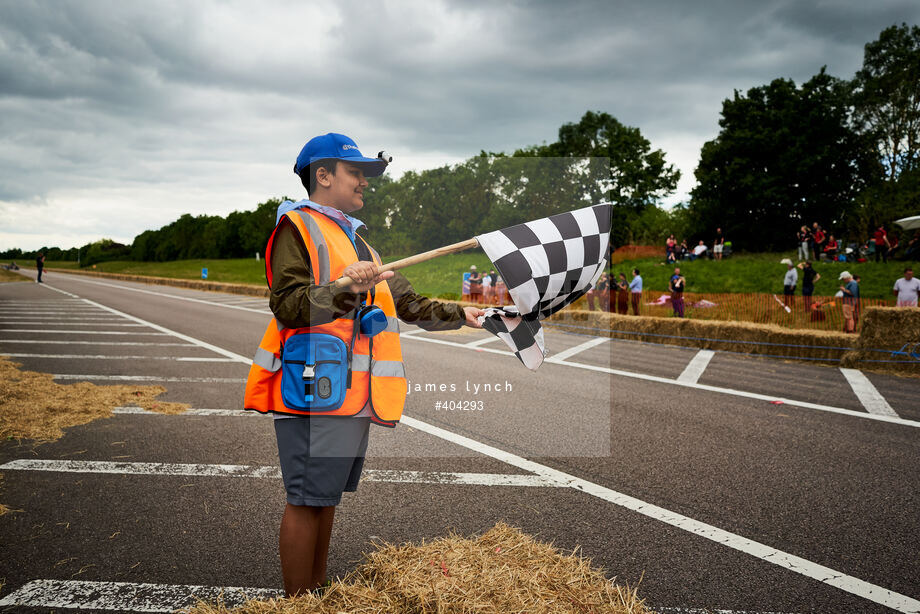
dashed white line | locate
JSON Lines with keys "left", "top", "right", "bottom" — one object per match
{"left": 0, "top": 459, "right": 558, "bottom": 487}
{"left": 839, "top": 368, "right": 899, "bottom": 418}
{"left": 0, "top": 339, "right": 196, "bottom": 347}
{"left": 5, "top": 353, "right": 237, "bottom": 362}
{"left": 2, "top": 329, "right": 169, "bottom": 335}
{"left": 0, "top": 322, "right": 145, "bottom": 327}
{"left": 545, "top": 336, "right": 609, "bottom": 362}
{"left": 677, "top": 349, "right": 716, "bottom": 384}
{"left": 52, "top": 374, "right": 246, "bottom": 383}
{"left": 0, "top": 579, "right": 280, "bottom": 612}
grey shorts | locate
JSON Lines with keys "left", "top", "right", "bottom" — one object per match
{"left": 273, "top": 416, "right": 371, "bottom": 507}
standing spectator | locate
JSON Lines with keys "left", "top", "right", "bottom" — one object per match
{"left": 481, "top": 270, "right": 493, "bottom": 304}
{"left": 797, "top": 261, "right": 821, "bottom": 312}
{"left": 665, "top": 235, "right": 677, "bottom": 263}
{"left": 35, "top": 252, "right": 45, "bottom": 283}
{"left": 823, "top": 235, "right": 839, "bottom": 260}
{"left": 781, "top": 258, "right": 797, "bottom": 309}
{"left": 488, "top": 270, "right": 498, "bottom": 304}
{"left": 629, "top": 268, "right": 643, "bottom": 315}
{"left": 690, "top": 240, "right": 708, "bottom": 261}
{"left": 796, "top": 225, "right": 811, "bottom": 261}
{"left": 585, "top": 272, "right": 607, "bottom": 311}
{"left": 713, "top": 227, "right": 725, "bottom": 260}
{"left": 811, "top": 223, "right": 826, "bottom": 260}
{"left": 873, "top": 225, "right": 890, "bottom": 262}
{"left": 669, "top": 267, "right": 686, "bottom": 318}
{"left": 468, "top": 265, "right": 483, "bottom": 304}
{"left": 839, "top": 271, "right": 859, "bottom": 333}
{"left": 893, "top": 268, "right": 920, "bottom": 307}
{"left": 615, "top": 272, "right": 629, "bottom": 314}
{"left": 886, "top": 232, "right": 899, "bottom": 262}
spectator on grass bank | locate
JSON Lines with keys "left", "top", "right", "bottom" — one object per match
{"left": 823, "top": 235, "right": 839, "bottom": 260}
{"left": 797, "top": 261, "right": 820, "bottom": 311}
{"left": 35, "top": 252, "right": 44, "bottom": 283}
{"left": 629, "top": 268, "right": 643, "bottom": 315}
{"left": 894, "top": 268, "right": 920, "bottom": 307}
{"left": 886, "top": 232, "right": 899, "bottom": 261}
{"left": 781, "top": 258, "right": 797, "bottom": 309}
{"left": 839, "top": 271, "right": 859, "bottom": 333}
{"left": 669, "top": 267, "right": 686, "bottom": 318}
{"left": 873, "top": 226, "right": 890, "bottom": 263}
{"left": 797, "top": 226, "right": 811, "bottom": 261}
{"left": 615, "top": 272, "right": 629, "bottom": 314}
{"left": 585, "top": 272, "right": 608, "bottom": 311}
{"left": 904, "top": 232, "right": 920, "bottom": 261}
{"left": 487, "top": 270, "right": 498, "bottom": 304}
{"left": 468, "top": 265, "right": 483, "bottom": 303}
{"left": 690, "top": 240, "right": 707, "bottom": 261}
{"left": 812, "top": 223, "right": 826, "bottom": 260}
{"left": 713, "top": 227, "right": 725, "bottom": 260}
{"left": 665, "top": 235, "right": 677, "bottom": 263}
{"left": 678, "top": 239, "right": 689, "bottom": 261}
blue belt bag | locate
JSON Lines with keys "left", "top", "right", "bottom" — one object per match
{"left": 280, "top": 333, "right": 349, "bottom": 412}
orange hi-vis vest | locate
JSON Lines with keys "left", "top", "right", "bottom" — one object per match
{"left": 243, "top": 208, "right": 407, "bottom": 427}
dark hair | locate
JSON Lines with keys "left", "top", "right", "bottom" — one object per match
{"left": 906, "top": 267, "right": 914, "bottom": 273}
{"left": 633, "top": 268, "right": 640, "bottom": 275}
{"left": 299, "top": 159, "right": 339, "bottom": 195}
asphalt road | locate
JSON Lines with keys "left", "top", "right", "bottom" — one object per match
{"left": 1, "top": 269, "right": 918, "bottom": 614}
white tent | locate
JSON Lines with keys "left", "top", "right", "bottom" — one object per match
{"left": 893, "top": 215, "right": 920, "bottom": 231}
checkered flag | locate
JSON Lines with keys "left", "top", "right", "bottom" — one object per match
{"left": 475, "top": 203, "right": 611, "bottom": 369}
{"left": 479, "top": 307, "right": 546, "bottom": 371}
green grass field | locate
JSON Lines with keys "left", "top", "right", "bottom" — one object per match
{"left": 43, "top": 251, "right": 913, "bottom": 300}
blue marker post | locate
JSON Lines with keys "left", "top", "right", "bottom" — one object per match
{"left": 201, "top": 268, "right": 208, "bottom": 280}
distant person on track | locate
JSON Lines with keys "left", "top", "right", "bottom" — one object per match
{"left": 244, "top": 133, "right": 485, "bottom": 598}
{"left": 894, "top": 268, "right": 920, "bottom": 307}
{"left": 629, "top": 268, "right": 643, "bottom": 315}
{"left": 781, "top": 258, "right": 797, "bottom": 309}
{"left": 669, "top": 267, "right": 686, "bottom": 318}
{"left": 35, "top": 252, "right": 44, "bottom": 283}
{"left": 839, "top": 271, "right": 859, "bottom": 333}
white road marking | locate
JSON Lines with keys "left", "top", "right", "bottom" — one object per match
{"left": 677, "top": 349, "right": 716, "bottom": 384}
{"left": 839, "top": 368, "right": 899, "bottom": 418}
{"left": 30, "top": 283, "right": 920, "bottom": 612}
{"left": 0, "top": 459, "right": 558, "bottom": 487}
{"left": 464, "top": 335, "right": 501, "bottom": 347}
{"left": 113, "top": 406, "right": 251, "bottom": 417}
{"left": 0, "top": 579, "right": 280, "bottom": 612}
{"left": 2, "top": 329, "right": 168, "bottom": 335}
{"left": 43, "top": 274, "right": 271, "bottom": 314}
{"left": 0, "top": 339, "right": 196, "bottom": 347}
{"left": 5, "top": 353, "right": 237, "bottom": 362}
{"left": 655, "top": 609, "right": 798, "bottom": 614}
{"left": 545, "top": 336, "right": 609, "bottom": 362}
{"left": 402, "top": 334, "right": 920, "bottom": 429}
{"left": 399, "top": 415, "right": 920, "bottom": 614}
{"left": 52, "top": 374, "right": 247, "bottom": 383}
{"left": 0, "top": 321, "right": 145, "bottom": 327}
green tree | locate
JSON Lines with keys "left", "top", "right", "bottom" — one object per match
{"left": 690, "top": 69, "right": 878, "bottom": 250}
{"left": 514, "top": 111, "right": 680, "bottom": 245}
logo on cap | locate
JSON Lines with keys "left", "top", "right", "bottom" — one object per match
{"left": 342, "top": 144, "right": 359, "bottom": 151}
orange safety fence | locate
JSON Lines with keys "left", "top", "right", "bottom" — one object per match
{"left": 572, "top": 290, "right": 895, "bottom": 332}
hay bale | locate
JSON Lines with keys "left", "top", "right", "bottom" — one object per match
{"left": 841, "top": 307, "right": 920, "bottom": 376}
{"left": 0, "top": 356, "right": 188, "bottom": 442}
{"left": 545, "top": 310, "right": 857, "bottom": 364}
{"left": 185, "top": 523, "right": 650, "bottom": 614}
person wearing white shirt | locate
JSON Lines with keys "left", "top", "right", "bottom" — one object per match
{"left": 893, "top": 268, "right": 920, "bottom": 306}
{"left": 691, "top": 240, "right": 708, "bottom": 261}
{"left": 781, "top": 258, "right": 797, "bottom": 309}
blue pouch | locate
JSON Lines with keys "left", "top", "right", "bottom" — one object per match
{"left": 280, "top": 333, "right": 349, "bottom": 411}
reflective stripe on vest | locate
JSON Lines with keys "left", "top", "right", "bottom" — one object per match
{"left": 244, "top": 209, "right": 407, "bottom": 427}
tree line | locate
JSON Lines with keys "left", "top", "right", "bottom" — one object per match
{"left": 3, "top": 23, "right": 916, "bottom": 263}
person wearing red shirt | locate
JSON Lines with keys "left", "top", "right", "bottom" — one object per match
{"left": 811, "top": 223, "right": 826, "bottom": 260}
{"left": 873, "top": 226, "right": 890, "bottom": 263}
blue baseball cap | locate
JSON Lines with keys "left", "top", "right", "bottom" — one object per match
{"left": 294, "top": 133, "right": 387, "bottom": 178}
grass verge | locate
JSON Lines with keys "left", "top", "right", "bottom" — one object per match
{"left": 0, "top": 269, "right": 30, "bottom": 283}
{"left": 185, "top": 522, "right": 649, "bottom": 614}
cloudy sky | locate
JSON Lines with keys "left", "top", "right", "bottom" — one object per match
{"left": 2, "top": 0, "right": 918, "bottom": 252}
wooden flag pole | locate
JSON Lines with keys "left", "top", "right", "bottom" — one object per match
{"left": 334, "top": 237, "right": 481, "bottom": 288}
